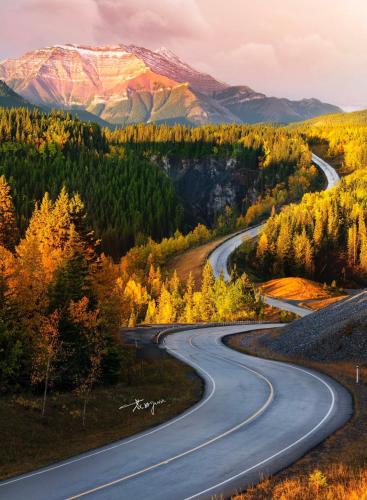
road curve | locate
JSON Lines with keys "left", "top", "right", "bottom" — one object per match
{"left": 312, "top": 153, "right": 340, "bottom": 190}
{"left": 209, "top": 153, "right": 341, "bottom": 316}
{"left": 0, "top": 155, "right": 344, "bottom": 499}
{"left": 0, "top": 324, "right": 351, "bottom": 500}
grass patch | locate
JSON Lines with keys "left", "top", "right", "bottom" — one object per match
{"left": 260, "top": 277, "right": 340, "bottom": 301}
{"left": 0, "top": 355, "right": 202, "bottom": 480}
{"left": 165, "top": 234, "right": 230, "bottom": 288}
{"left": 226, "top": 329, "right": 367, "bottom": 499}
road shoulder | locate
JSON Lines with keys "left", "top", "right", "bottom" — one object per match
{"left": 224, "top": 328, "right": 364, "bottom": 499}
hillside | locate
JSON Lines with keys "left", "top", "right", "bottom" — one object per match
{"left": 298, "top": 108, "right": 367, "bottom": 126}
{"left": 0, "top": 80, "right": 33, "bottom": 109}
{"left": 221, "top": 95, "right": 341, "bottom": 124}
{"left": 0, "top": 108, "right": 182, "bottom": 257}
{"left": 261, "top": 277, "right": 331, "bottom": 300}
{"left": 0, "top": 44, "right": 341, "bottom": 125}
{"left": 261, "top": 291, "right": 367, "bottom": 361}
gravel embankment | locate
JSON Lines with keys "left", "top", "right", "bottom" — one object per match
{"left": 263, "top": 291, "right": 367, "bottom": 361}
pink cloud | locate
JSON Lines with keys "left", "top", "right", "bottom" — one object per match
{"left": 93, "top": 0, "right": 208, "bottom": 45}
{"left": 0, "top": 0, "right": 366, "bottom": 107}
{"left": 0, "top": 0, "right": 98, "bottom": 57}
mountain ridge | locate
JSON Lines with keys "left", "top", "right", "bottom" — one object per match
{"left": 0, "top": 43, "right": 342, "bottom": 125}
{"left": 0, "top": 80, "right": 34, "bottom": 109}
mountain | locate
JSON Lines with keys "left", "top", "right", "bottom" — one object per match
{"left": 0, "top": 80, "right": 34, "bottom": 109}
{"left": 0, "top": 44, "right": 342, "bottom": 125}
{"left": 219, "top": 94, "right": 342, "bottom": 124}
{"left": 55, "top": 107, "right": 116, "bottom": 129}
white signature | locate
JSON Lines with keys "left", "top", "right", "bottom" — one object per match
{"left": 119, "top": 398, "right": 166, "bottom": 415}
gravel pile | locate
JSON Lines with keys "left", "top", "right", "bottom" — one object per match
{"left": 264, "top": 291, "right": 367, "bottom": 361}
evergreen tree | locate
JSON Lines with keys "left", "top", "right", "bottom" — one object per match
{"left": 0, "top": 176, "right": 19, "bottom": 251}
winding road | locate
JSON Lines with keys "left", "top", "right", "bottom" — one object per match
{"left": 0, "top": 154, "right": 349, "bottom": 500}
{"left": 0, "top": 325, "right": 351, "bottom": 500}
{"left": 209, "top": 153, "right": 340, "bottom": 317}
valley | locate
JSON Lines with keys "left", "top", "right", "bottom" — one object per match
{"left": 0, "top": 98, "right": 366, "bottom": 499}
{"left": 1, "top": 1, "right": 367, "bottom": 498}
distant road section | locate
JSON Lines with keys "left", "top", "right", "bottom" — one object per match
{"left": 311, "top": 153, "right": 340, "bottom": 190}
{"left": 209, "top": 224, "right": 265, "bottom": 282}
{"left": 209, "top": 153, "right": 340, "bottom": 316}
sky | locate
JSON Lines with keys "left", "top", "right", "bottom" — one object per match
{"left": 1, "top": 0, "right": 366, "bottom": 109}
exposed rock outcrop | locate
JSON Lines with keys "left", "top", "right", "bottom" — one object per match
{"left": 158, "top": 155, "right": 261, "bottom": 225}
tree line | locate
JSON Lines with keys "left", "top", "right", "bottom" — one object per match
{"left": 253, "top": 168, "right": 367, "bottom": 282}
{"left": 0, "top": 108, "right": 322, "bottom": 258}
{"left": 0, "top": 108, "right": 182, "bottom": 258}
{"left": 0, "top": 179, "right": 263, "bottom": 408}
{"left": 295, "top": 109, "right": 367, "bottom": 173}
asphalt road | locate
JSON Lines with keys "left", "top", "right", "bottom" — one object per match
{"left": 0, "top": 155, "right": 346, "bottom": 499}
{"left": 311, "top": 153, "right": 340, "bottom": 190}
{"left": 0, "top": 325, "right": 352, "bottom": 500}
{"left": 209, "top": 153, "right": 340, "bottom": 317}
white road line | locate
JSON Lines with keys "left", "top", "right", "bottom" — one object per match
{"left": 0, "top": 336, "right": 217, "bottom": 488}
{"left": 209, "top": 153, "right": 340, "bottom": 291}
{"left": 184, "top": 359, "right": 336, "bottom": 500}
{"left": 0, "top": 155, "right": 343, "bottom": 497}
{"left": 65, "top": 331, "right": 275, "bottom": 500}
{"left": 68, "top": 155, "right": 339, "bottom": 497}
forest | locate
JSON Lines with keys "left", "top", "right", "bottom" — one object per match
{"left": 2, "top": 104, "right": 359, "bottom": 408}
{"left": 294, "top": 110, "right": 367, "bottom": 173}
{"left": 0, "top": 109, "right": 182, "bottom": 258}
{"left": 0, "top": 176, "right": 263, "bottom": 407}
{"left": 242, "top": 110, "right": 367, "bottom": 284}
{"left": 0, "top": 108, "right": 321, "bottom": 258}
{"left": 254, "top": 169, "right": 367, "bottom": 282}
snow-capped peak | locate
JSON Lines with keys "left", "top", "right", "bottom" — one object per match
{"left": 155, "top": 46, "right": 179, "bottom": 61}
{"left": 52, "top": 44, "right": 130, "bottom": 58}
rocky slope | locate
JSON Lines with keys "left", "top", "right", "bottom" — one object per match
{"left": 158, "top": 155, "right": 261, "bottom": 225}
{"left": 262, "top": 291, "right": 367, "bottom": 361}
{"left": 0, "top": 43, "right": 342, "bottom": 125}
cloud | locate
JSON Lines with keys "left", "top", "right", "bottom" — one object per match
{"left": 93, "top": 0, "right": 208, "bottom": 46}
{"left": 0, "top": 0, "right": 98, "bottom": 57}
{"left": 215, "top": 42, "right": 279, "bottom": 89}
{"left": 1, "top": 0, "right": 366, "bottom": 106}
{"left": 279, "top": 34, "right": 339, "bottom": 68}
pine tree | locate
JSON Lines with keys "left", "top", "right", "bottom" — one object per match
{"left": 0, "top": 176, "right": 19, "bottom": 251}
{"left": 147, "top": 264, "right": 162, "bottom": 298}
{"left": 313, "top": 210, "right": 324, "bottom": 248}
{"left": 304, "top": 237, "right": 315, "bottom": 276}
{"left": 144, "top": 299, "right": 157, "bottom": 324}
{"left": 347, "top": 224, "right": 358, "bottom": 267}
{"left": 168, "top": 271, "right": 183, "bottom": 320}
{"left": 276, "top": 224, "right": 292, "bottom": 261}
{"left": 257, "top": 232, "right": 269, "bottom": 258}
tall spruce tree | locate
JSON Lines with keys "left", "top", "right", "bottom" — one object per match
{"left": 0, "top": 176, "right": 19, "bottom": 251}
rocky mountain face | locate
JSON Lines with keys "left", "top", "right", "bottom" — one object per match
{"left": 0, "top": 43, "right": 342, "bottom": 125}
{"left": 158, "top": 155, "right": 261, "bottom": 225}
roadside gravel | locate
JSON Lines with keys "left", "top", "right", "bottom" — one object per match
{"left": 261, "top": 290, "right": 367, "bottom": 361}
